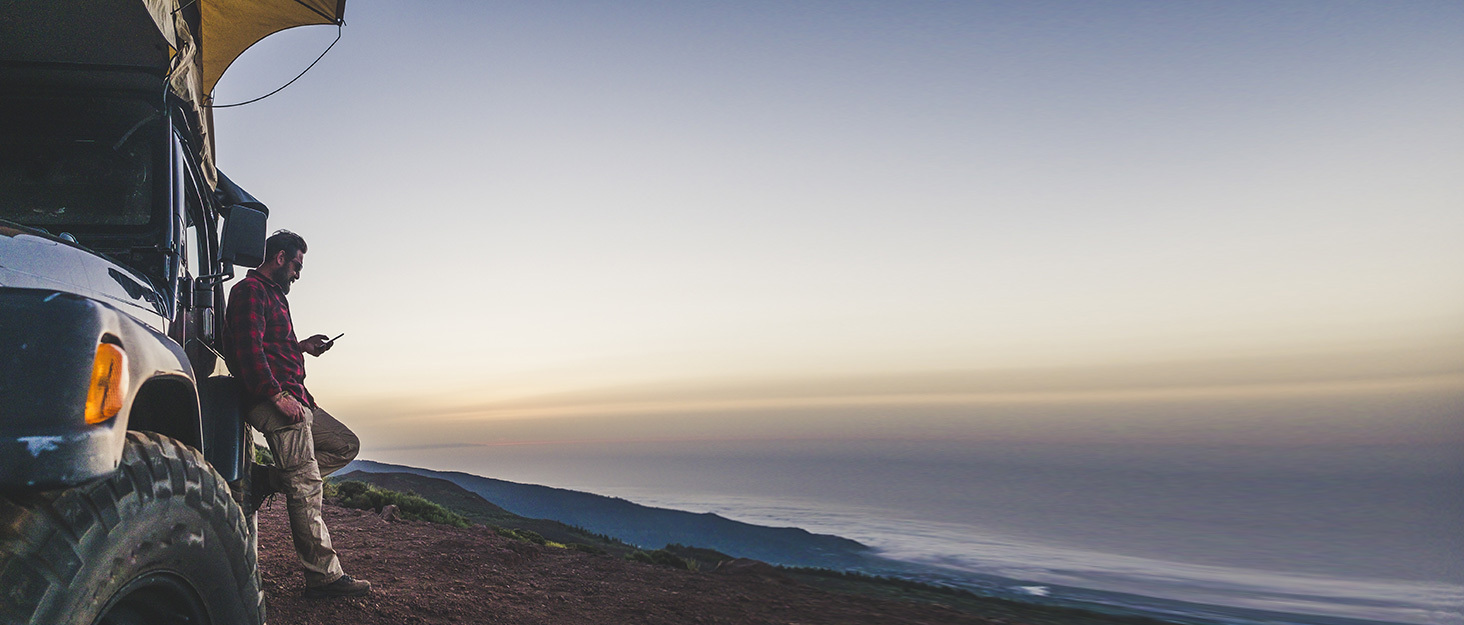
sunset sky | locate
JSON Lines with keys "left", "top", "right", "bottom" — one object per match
{"left": 207, "top": 1, "right": 1463, "bottom": 470}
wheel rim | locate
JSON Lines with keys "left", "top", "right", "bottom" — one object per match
{"left": 94, "top": 571, "right": 211, "bottom": 625}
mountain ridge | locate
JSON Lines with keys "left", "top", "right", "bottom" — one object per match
{"left": 334, "top": 470, "right": 642, "bottom": 556}
{"left": 341, "top": 458, "right": 871, "bottom": 568}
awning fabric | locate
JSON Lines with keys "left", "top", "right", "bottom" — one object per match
{"left": 143, "top": 0, "right": 346, "bottom": 185}
{"left": 198, "top": 0, "right": 346, "bottom": 96}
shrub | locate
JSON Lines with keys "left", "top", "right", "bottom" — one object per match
{"left": 334, "top": 479, "right": 367, "bottom": 498}
{"left": 627, "top": 549, "right": 692, "bottom": 570}
{"left": 662, "top": 543, "right": 732, "bottom": 567}
{"left": 567, "top": 543, "right": 604, "bottom": 555}
{"left": 494, "top": 527, "right": 548, "bottom": 545}
{"left": 566, "top": 525, "right": 630, "bottom": 547}
{"left": 514, "top": 529, "right": 547, "bottom": 545}
{"left": 330, "top": 480, "right": 471, "bottom": 528}
{"left": 253, "top": 446, "right": 275, "bottom": 467}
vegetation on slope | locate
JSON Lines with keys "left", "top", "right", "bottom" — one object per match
{"left": 344, "top": 460, "right": 870, "bottom": 568}
{"left": 781, "top": 567, "right": 1177, "bottom": 625}
{"left": 329, "top": 480, "right": 473, "bottom": 527}
{"left": 331, "top": 471, "right": 638, "bottom": 555}
{"left": 319, "top": 468, "right": 1180, "bottom": 625}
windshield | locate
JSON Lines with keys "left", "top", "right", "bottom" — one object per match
{"left": 0, "top": 96, "right": 163, "bottom": 229}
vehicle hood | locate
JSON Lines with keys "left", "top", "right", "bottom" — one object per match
{"left": 0, "top": 221, "right": 167, "bottom": 328}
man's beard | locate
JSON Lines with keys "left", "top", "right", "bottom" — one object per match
{"left": 270, "top": 267, "right": 293, "bottom": 294}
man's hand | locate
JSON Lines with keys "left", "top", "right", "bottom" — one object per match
{"left": 300, "top": 334, "right": 335, "bottom": 357}
{"left": 273, "top": 392, "right": 311, "bottom": 424}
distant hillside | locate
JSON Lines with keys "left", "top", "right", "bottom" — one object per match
{"left": 335, "top": 470, "right": 637, "bottom": 556}
{"left": 256, "top": 503, "right": 1010, "bottom": 625}
{"left": 342, "top": 459, "right": 871, "bottom": 568}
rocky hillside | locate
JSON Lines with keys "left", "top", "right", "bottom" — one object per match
{"left": 334, "top": 470, "right": 643, "bottom": 557}
{"left": 256, "top": 502, "right": 996, "bottom": 625}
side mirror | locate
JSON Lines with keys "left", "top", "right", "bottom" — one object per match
{"left": 220, "top": 205, "right": 268, "bottom": 267}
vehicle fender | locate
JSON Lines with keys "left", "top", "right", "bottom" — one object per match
{"left": 0, "top": 287, "right": 196, "bottom": 490}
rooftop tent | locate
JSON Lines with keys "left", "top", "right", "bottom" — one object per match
{"left": 0, "top": 1, "right": 347, "bottom": 93}
{"left": 0, "top": 0, "right": 171, "bottom": 70}
{"left": 1, "top": 0, "right": 345, "bottom": 184}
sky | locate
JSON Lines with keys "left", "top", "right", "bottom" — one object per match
{"left": 208, "top": 1, "right": 1464, "bottom": 464}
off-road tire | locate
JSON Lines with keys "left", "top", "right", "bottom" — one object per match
{"left": 0, "top": 431, "right": 264, "bottom": 625}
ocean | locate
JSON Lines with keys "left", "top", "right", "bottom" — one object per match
{"left": 388, "top": 436, "right": 1463, "bottom": 625}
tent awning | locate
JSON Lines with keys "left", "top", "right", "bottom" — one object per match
{"left": 152, "top": 0, "right": 347, "bottom": 185}
{"left": 199, "top": 0, "right": 346, "bottom": 96}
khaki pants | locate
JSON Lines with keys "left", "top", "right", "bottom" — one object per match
{"left": 247, "top": 402, "right": 360, "bottom": 586}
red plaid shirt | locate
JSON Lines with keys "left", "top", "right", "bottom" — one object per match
{"left": 222, "top": 269, "right": 314, "bottom": 407}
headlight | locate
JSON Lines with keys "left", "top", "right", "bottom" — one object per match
{"left": 85, "top": 343, "right": 127, "bottom": 424}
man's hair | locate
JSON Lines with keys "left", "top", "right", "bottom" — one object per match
{"left": 265, "top": 230, "right": 308, "bottom": 262}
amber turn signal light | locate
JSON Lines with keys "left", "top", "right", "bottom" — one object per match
{"left": 85, "top": 343, "right": 127, "bottom": 425}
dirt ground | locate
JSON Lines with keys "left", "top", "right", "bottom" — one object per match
{"left": 257, "top": 503, "right": 1004, "bottom": 625}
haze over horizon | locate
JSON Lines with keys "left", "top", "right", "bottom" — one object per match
{"left": 208, "top": 1, "right": 1462, "bottom": 464}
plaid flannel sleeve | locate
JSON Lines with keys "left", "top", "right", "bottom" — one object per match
{"left": 224, "top": 279, "right": 284, "bottom": 400}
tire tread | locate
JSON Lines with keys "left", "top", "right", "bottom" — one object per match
{"left": 0, "top": 432, "right": 262, "bottom": 625}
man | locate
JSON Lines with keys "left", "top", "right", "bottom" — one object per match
{"left": 223, "top": 230, "right": 371, "bottom": 598}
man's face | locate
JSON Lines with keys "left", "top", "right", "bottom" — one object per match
{"left": 269, "top": 250, "right": 304, "bottom": 294}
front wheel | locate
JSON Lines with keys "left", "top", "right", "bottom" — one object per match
{"left": 0, "top": 431, "right": 264, "bottom": 625}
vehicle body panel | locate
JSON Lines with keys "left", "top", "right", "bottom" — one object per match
{"left": 0, "top": 0, "right": 332, "bottom": 493}
{"left": 0, "top": 222, "right": 168, "bottom": 329}
{"left": 0, "top": 287, "right": 195, "bottom": 489}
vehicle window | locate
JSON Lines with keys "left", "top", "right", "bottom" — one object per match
{"left": 0, "top": 97, "right": 161, "bottom": 228}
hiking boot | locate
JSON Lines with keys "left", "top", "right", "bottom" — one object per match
{"left": 242, "top": 463, "right": 278, "bottom": 516}
{"left": 305, "top": 574, "right": 371, "bottom": 598}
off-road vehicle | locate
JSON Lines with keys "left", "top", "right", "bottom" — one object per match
{"left": 0, "top": 1, "right": 344, "bottom": 622}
